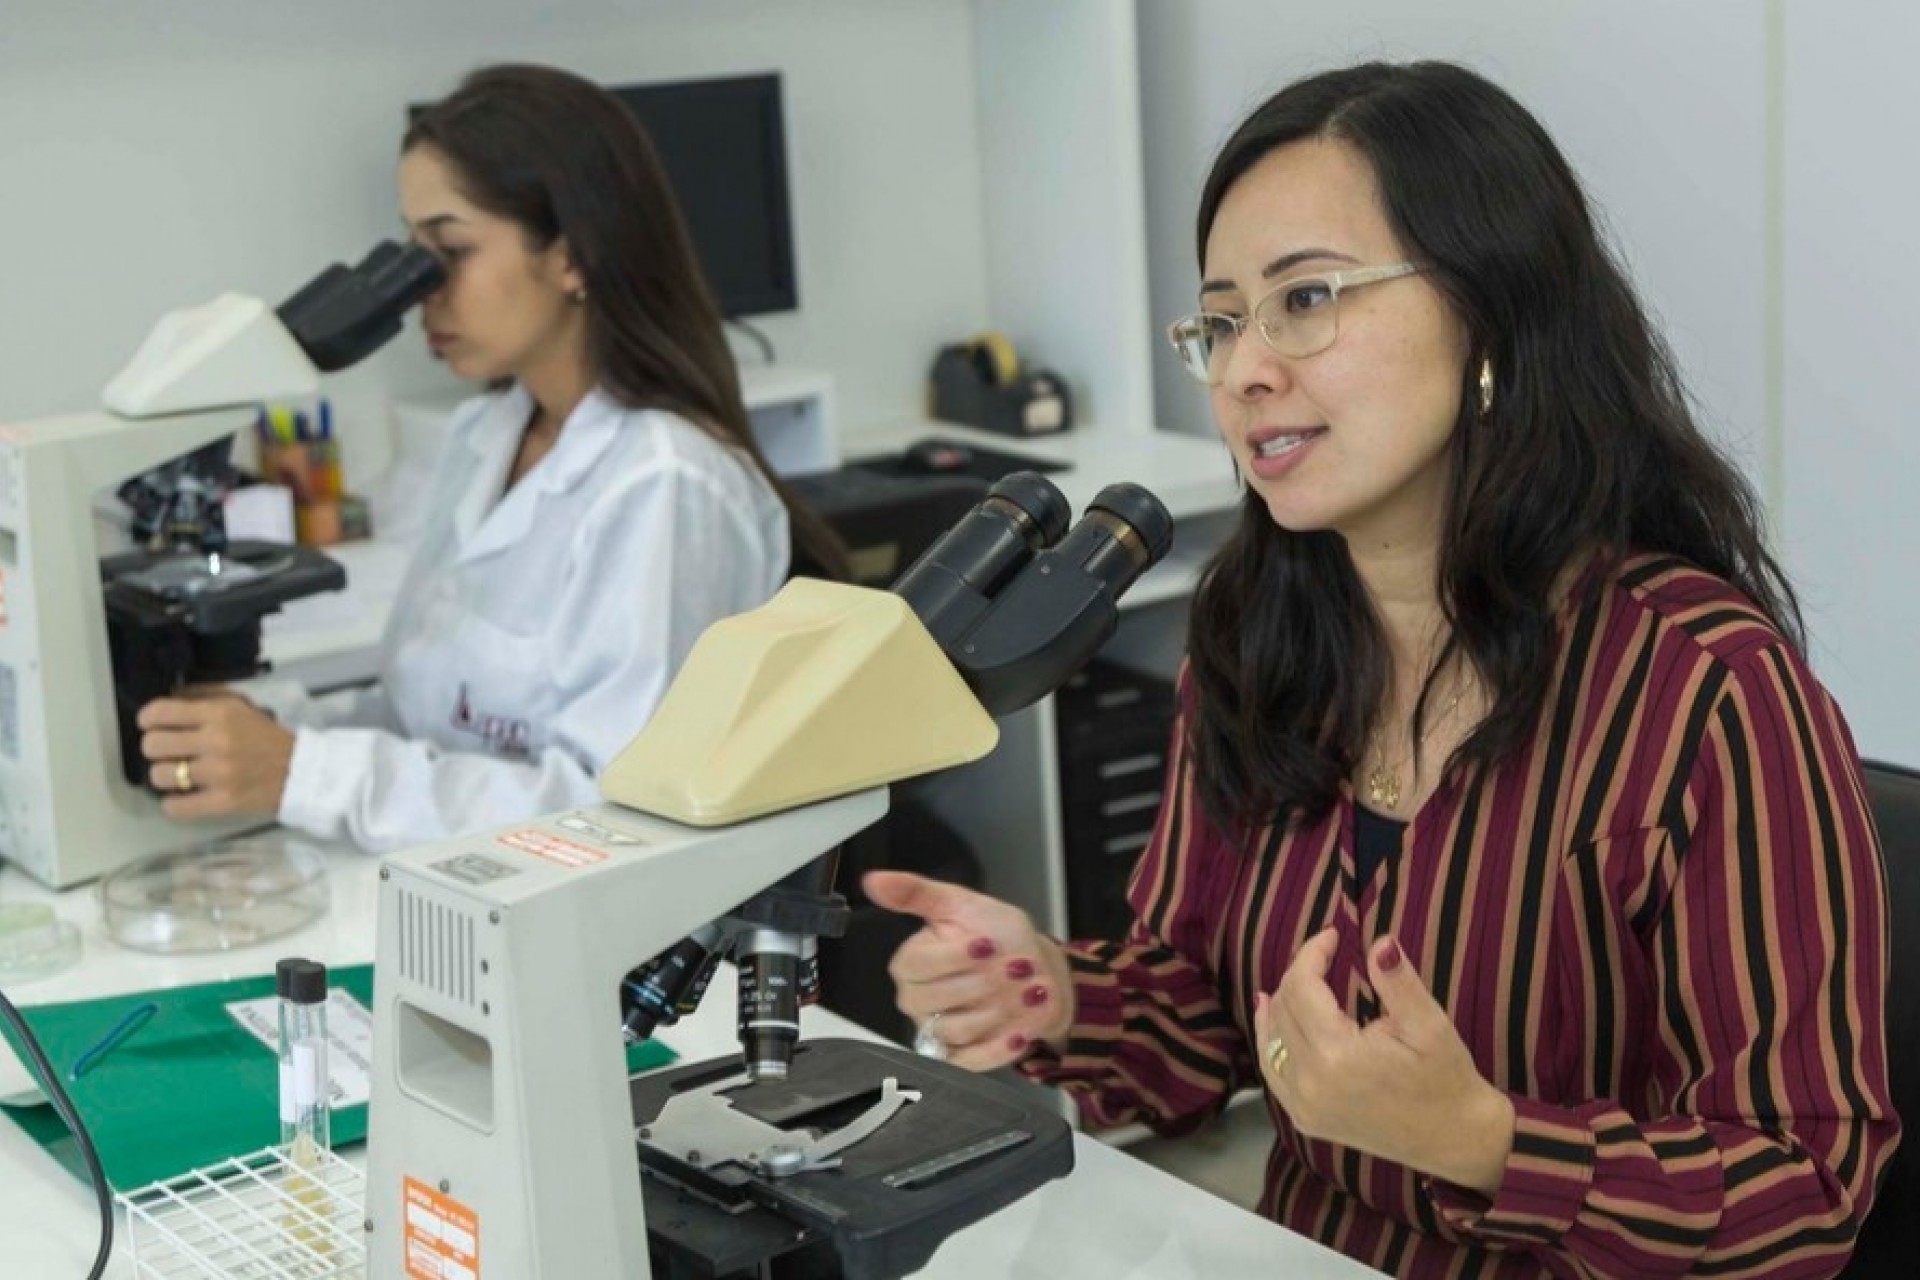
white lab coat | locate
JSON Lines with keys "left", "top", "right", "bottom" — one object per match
{"left": 272, "top": 384, "right": 789, "bottom": 853}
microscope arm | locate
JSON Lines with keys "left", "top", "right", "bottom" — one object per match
{"left": 611, "top": 473, "right": 1173, "bottom": 1081}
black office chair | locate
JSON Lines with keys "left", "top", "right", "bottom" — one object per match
{"left": 1841, "top": 760, "right": 1920, "bottom": 1278}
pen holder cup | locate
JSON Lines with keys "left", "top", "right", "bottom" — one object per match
{"left": 260, "top": 440, "right": 343, "bottom": 505}
{"left": 259, "top": 441, "right": 368, "bottom": 547}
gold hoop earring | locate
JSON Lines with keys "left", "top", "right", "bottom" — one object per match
{"left": 1477, "top": 358, "right": 1495, "bottom": 416}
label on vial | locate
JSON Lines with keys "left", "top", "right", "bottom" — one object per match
{"left": 230, "top": 990, "right": 374, "bottom": 1110}
{"left": 293, "top": 1043, "right": 322, "bottom": 1108}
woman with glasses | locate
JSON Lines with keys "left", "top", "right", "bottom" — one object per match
{"left": 869, "top": 61, "right": 1896, "bottom": 1277}
{"left": 135, "top": 64, "right": 845, "bottom": 853}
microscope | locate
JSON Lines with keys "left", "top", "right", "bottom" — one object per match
{"left": 0, "top": 243, "right": 443, "bottom": 887}
{"left": 366, "top": 473, "right": 1174, "bottom": 1278}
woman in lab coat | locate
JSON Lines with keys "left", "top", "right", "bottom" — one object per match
{"left": 136, "top": 64, "right": 844, "bottom": 853}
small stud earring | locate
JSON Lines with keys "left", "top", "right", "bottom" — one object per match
{"left": 1478, "top": 358, "right": 1495, "bottom": 416}
{"left": 571, "top": 287, "right": 588, "bottom": 305}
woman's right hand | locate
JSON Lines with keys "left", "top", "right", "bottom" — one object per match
{"left": 863, "top": 870, "right": 1076, "bottom": 1071}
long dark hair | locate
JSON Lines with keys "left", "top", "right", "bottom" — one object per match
{"left": 1186, "top": 61, "right": 1800, "bottom": 828}
{"left": 403, "top": 64, "right": 847, "bottom": 580}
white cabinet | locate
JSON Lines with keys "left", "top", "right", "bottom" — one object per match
{"left": 741, "top": 365, "right": 836, "bottom": 477}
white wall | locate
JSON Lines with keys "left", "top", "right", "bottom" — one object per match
{"left": 0, "top": 0, "right": 992, "bottom": 482}
{"left": 1780, "top": 4, "right": 1920, "bottom": 764}
{"left": 1136, "top": 0, "right": 1768, "bottom": 478}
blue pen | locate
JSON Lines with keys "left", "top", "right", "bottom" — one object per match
{"left": 69, "top": 1002, "right": 158, "bottom": 1081}
{"left": 318, "top": 398, "right": 333, "bottom": 441}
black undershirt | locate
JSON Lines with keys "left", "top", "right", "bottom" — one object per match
{"left": 1353, "top": 803, "right": 1409, "bottom": 888}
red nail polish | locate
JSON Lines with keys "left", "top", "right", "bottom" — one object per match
{"left": 1006, "top": 957, "right": 1035, "bottom": 981}
{"left": 1006, "top": 1033, "right": 1029, "bottom": 1052}
{"left": 968, "top": 937, "right": 997, "bottom": 961}
{"left": 1378, "top": 938, "right": 1403, "bottom": 971}
{"left": 1022, "top": 984, "right": 1049, "bottom": 1007}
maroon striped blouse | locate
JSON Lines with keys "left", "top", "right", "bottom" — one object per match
{"left": 1027, "top": 555, "right": 1899, "bottom": 1278}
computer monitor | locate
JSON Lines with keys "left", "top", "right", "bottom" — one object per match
{"left": 613, "top": 73, "right": 798, "bottom": 319}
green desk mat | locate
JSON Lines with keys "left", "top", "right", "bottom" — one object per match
{"left": 0, "top": 964, "right": 675, "bottom": 1190}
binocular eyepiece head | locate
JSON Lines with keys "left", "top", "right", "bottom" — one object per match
{"left": 892, "top": 471, "right": 1174, "bottom": 717}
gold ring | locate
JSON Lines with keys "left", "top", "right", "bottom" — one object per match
{"left": 173, "top": 758, "right": 195, "bottom": 793}
{"left": 1265, "top": 1035, "right": 1289, "bottom": 1074}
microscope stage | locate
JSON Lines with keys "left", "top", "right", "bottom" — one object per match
{"left": 631, "top": 1037, "right": 1073, "bottom": 1280}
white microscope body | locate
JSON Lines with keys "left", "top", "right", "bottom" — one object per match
{"left": 366, "top": 474, "right": 1176, "bottom": 1277}
{"left": 367, "top": 791, "right": 887, "bottom": 1277}
{"left": 365, "top": 578, "right": 1002, "bottom": 1277}
{"left": 0, "top": 297, "right": 320, "bottom": 887}
{"left": 0, "top": 245, "right": 442, "bottom": 888}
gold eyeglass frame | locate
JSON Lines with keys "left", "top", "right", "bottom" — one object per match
{"left": 1164, "top": 261, "right": 1423, "bottom": 384}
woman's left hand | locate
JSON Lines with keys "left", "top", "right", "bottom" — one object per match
{"left": 1255, "top": 928, "right": 1516, "bottom": 1196}
{"left": 137, "top": 690, "right": 296, "bottom": 821}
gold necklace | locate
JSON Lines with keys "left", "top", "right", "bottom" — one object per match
{"left": 1363, "top": 685, "right": 1464, "bottom": 811}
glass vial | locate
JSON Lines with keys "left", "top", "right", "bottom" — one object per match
{"left": 276, "top": 957, "right": 331, "bottom": 1161}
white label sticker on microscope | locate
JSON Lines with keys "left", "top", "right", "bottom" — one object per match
{"left": 556, "top": 811, "right": 648, "bottom": 845}
{"left": 228, "top": 989, "right": 375, "bottom": 1110}
{"left": 433, "top": 851, "right": 521, "bottom": 885}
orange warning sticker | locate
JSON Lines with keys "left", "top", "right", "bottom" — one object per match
{"left": 496, "top": 827, "right": 609, "bottom": 869}
{"left": 403, "top": 1176, "right": 480, "bottom": 1279}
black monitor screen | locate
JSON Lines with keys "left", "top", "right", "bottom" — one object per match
{"left": 614, "top": 73, "right": 797, "bottom": 318}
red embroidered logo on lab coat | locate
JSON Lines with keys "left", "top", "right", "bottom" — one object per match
{"left": 450, "top": 683, "right": 531, "bottom": 758}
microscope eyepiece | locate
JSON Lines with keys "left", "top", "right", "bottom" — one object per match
{"left": 981, "top": 471, "right": 1072, "bottom": 547}
{"left": 1048, "top": 482, "right": 1175, "bottom": 600}
{"left": 1087, "top": 483, "right": 1175, "bottom": 567}
{"left": 275, "top": 239, "right": 447, "bottom": 372}
{"left": 360, "top": 240, "right": 446, "bottom": 307}
{"left": 899, "top": 475, "right": 1175, "bottom": 716}
{"left": 892, "top": 470, "right": 1074, "bottom": 647}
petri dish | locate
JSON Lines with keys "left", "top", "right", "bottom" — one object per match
{"left": 0, "top": 902, "right": 83, "bottom": 983}
{"left": 99, "top": 835, "right": 331, "bottom": 954}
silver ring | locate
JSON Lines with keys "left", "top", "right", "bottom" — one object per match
{"left": 913, "top": 1012, "right": 948, "bottom": 1061}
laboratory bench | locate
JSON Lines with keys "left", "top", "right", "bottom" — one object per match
{"left": 0, "top": 843, "right": 1377, "bottom": 1279}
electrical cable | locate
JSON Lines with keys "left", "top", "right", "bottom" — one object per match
{"left": 727, "top": 317, "right": 777, "bottom": 364}
{"left": 0, "top": 985, "right": 113, "bottom": 1279}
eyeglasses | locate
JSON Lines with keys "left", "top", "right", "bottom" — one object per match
{"left": 1164, "top": 262, "right": 1422, "bottom": 385}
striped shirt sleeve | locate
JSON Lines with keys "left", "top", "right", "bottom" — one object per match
{"left": 1019, "top": 690, "right": 1252, "bottom": 1134}
{"left": 1427, "top": 637, "right": 1899, "bottom": 1278}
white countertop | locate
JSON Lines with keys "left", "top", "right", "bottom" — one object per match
{"left": 840, "top": 418, "right": 1239, "bottom": 524}
{"left": 0, "top": 838, "right": 1375, "bottom": 1279}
